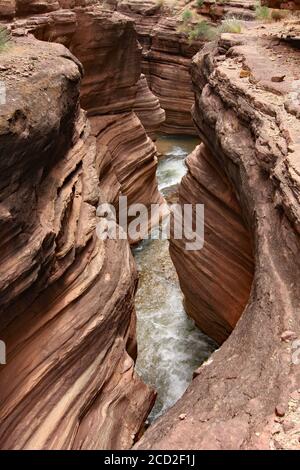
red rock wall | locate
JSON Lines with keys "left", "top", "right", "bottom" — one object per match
{"left": 70, "top": 9, "right": 142, "bottom": 115}
{"left": 136, "top": 32, "right": 300, "bottom": 450}
{"left": 170, "top": 144, "right": 254, "bottom": 344}
{"left": 142, "top": 17, "right": 202, "bottom": 135}
{"left": 0, "top": 5, "right": 167, "bottom": 449}
{"left": 262, "top": 0, "right": 300, "bottom": 9}
{"left": 0, "top": 37, "right": 155, "bottom": 450}
{"left": 117, "top": 1, "right": 202, "bottom": 135}
{"left": 3, "top": 1, "right": 201, "bottom": 136}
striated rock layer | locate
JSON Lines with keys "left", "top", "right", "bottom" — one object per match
{"left": 117, "top": 0, "right": 203, "bottom": 135}
{"left": 3, "top": 0, "right": 208, "bottom": 136}
{"left": 0, "top": 36, "right": 156, "bottom": 450}
{"left": 195, "top": 0, "right": 256, "bottom": 21}
{"left": 136, "top": 30, "right": 300, "bottom": 449}
{"left": 141, "top": 16, "right": 203, "bottom": 135}
{"left": 7, "top": 5, "right": 166, "bottom": 236}
{"left": 262, "top": 0, "right": 300, "bottom": 9}
{"left": 170, "top": 143, "right": 254, "bottom": 344}
{"left": 0, "top": 5, "right": 169, "bottom": 448}
{"left": 67, "top": 7, "right": 166, "bottom": 240}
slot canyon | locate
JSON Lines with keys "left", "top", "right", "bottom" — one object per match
{"left": 0, "top": 0, "right": 300, "bottom": 451}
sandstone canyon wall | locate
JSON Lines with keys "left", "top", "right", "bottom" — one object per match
{"left": 0, "top": 0, "right": 203, "bottom": 135}
{"left": 116, "top": 0, "right": 203, "bottom": 135}
{"left": 0, "top": 5, "right": 168, "bottom": 449}
{"left": 1, "top": 0, "right": 300, "bottom": 452}
{"left": 170, "top": 143, "right": 254, "bottom": 344}
{"left": 262, "top": 0, "right": 300, "bottom": 9}
{"left": 5, "top": 4, "right": 167, "bottom": 238}
{"left": 136, "top": 28, "right": 300, "bottom": 449}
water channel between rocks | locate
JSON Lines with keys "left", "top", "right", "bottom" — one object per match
{"left": 133, "top": 135, "right": 217, "bottom": 423}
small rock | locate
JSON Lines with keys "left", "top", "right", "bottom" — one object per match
{"left": 275, "top": 404, "right": 286, "bottom": 417}
{"left": 281, "top": 330, "right": 297, "bottom": 342}
{"left": 179, "top": 413, "right": 186, "bottom": 420}
{"left": 283, "top": 421, "right": 294, "bottom": 432}
{"left": 271, "top": 75, "right": 285, "bottom": 83}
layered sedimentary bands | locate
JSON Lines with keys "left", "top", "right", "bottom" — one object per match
{"left": 1, "top": 0, "right": 300, "bottom": 452}
{"left": 0, "top": 5, "right": 167, "bottom": 449}
{"left": 137, "top": 28, "right": 300, "bottom": 449}
{"left": 170, "top": 144, "right": 254, "bottom": 344}
{"left": 196, "top": 0, "right": 256, "bottom": 21}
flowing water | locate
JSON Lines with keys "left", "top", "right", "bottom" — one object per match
{"left": 133, "top": 135, "right": 217, "bottom": 422}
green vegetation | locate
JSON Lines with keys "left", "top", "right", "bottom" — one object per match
{"left": 217, "top": 18, "right": 242, "bottom": 34}
{"left": 255, "top": 3, "right": 270, "bottom": 20}
{"left": 182, "top": 9, "right": 193, "bottom": 23}
{"left": 0, "top": 27, "right": 9, "bottom": 52}
{"left": 195, "top": 0, "right": 204, "bottom": 7}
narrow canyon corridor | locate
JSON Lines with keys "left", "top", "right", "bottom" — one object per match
{"left": 0, "top": 0, "right": 300, "bottom": 454}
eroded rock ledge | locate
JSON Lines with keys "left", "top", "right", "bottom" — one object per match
{"left": 136, "top": 30, "right": 300, "bottom": 450}
{"left": 170, "top": 143, "right": 254, "bottom": 344}
{"left": 0, "top": 6, "right": 167, "bottom": 449}
{"left": 0, "top": 0, "right": 201, "bottom": 134}
{"left": 0, "top": 36, "right": 156, "bottom": 451}
{"left": 262, "top": 0, "right": 300, "bottom": 9}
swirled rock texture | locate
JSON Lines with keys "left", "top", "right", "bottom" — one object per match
{"left": 170, "top": 143, "right": 254, "bottom": 344}
{"left": 117, "top": 0, "right": 203, "bottom": 135}
{"left": 142, "top": 16, "right": 203, "bottom": 135}
{"left": 195, "top": 0, "right": 256, "bottom": 21}
{"left": 5, "top": 1, "right": 203, "bottom": 136}
{"left": 136, "top": 28, "right": 300, "bottom": 450}
{"left": 68, "top": 8, "right": 166, "bottom": 239}
{"left": 134, "top": 74, "right": 166, "bottom": 139}
{"left": 0, "top": 24, "right": 159, "bottom": 450}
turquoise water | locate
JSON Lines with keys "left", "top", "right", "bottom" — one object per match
{"left": 133, "top": 135, "right": 216, "bottom": 422}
